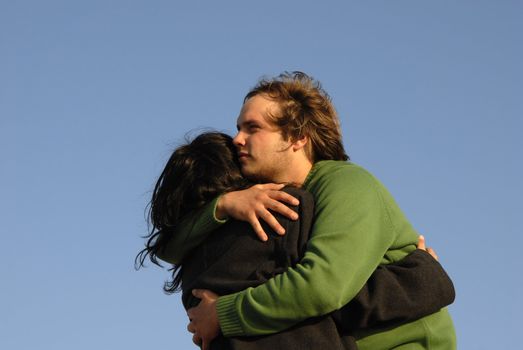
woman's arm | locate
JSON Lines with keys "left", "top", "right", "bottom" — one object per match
{"left": 334, "top": 249, "right": 455, "bottom": 332}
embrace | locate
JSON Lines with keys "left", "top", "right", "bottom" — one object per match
{"left": 137, "top": 72, "right": 457, "bottom": 349}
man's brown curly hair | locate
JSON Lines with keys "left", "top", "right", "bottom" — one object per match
{"left": 244, "top": 71, "right": 348, "bottom": 162}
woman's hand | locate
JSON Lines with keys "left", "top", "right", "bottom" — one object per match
{"left": 417, "top": 235, "right": 439, "bottom": 261}
{"left": 216, "top": 183, "right": 299, "bottom": 241}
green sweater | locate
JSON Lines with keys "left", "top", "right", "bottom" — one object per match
{"left": 159, "top": 161, "right": 456, "bottom": 349}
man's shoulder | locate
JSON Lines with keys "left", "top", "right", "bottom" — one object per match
{"left": 307, "top": 160, "right": 375, "bottom": 186}
{"left": 304, "top": 160, "right": 388, "bottom": 208}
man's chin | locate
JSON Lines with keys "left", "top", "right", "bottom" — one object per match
{"left": 240, "top": 166, "right": 262, "bottom": 182}
{"left": 241, "top": 168, "right": 272, "bottom": 183}
{"left": 240, "top": 166, "right": 254, "bottom": 178}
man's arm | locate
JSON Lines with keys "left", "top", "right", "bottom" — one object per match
{"left": 215, "top": 184, "right": 300, "bottom": 241}
{"left": 188, "top": 172, "right": 455, "bottom": 346}
{"left": 188, "top": 245, "right": 455, "bottom": 347}
{"left": 190, "top": 164, "right": 415, "bottom": 338}
{"left": 155, "top": 197, "right": 225, "bottom": 264}
{"left": 156, "top": 184, "right": 299, "bottom": 264}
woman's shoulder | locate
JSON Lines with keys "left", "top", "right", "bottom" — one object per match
{"left": 282, "top": 186, "right": 314, "bottom": 203}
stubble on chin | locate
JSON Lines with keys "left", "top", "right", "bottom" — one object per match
{"left": 240, "top": 167, "right": 261, "bottom": 183}
{"left": 240, "top": 166, "right": 279, "bottom": 184}
{"left": 239, "top": 165, "right": 264, "bottom": 184}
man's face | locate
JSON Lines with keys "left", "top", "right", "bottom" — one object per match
{"left": 233, "top": 94, "right": 293, "bottom": 183}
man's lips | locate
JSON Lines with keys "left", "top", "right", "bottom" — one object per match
{"left": 238, "top": 153, "right": 250, "bottom": 161}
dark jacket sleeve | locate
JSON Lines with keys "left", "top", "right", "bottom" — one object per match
{"left": 332, "top": 249, "right": 456, "bottom": 333}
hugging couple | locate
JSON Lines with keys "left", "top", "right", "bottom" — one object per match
{"left": 136, "top": 72, "right": 457, "bottom": 350}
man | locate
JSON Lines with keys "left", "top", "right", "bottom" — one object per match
{"left": 170, "top": 72, "right": 456, "bottom": 349}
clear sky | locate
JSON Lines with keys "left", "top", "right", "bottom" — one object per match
{"left": 2, "top": 1, "right": 521, "bottom": 349}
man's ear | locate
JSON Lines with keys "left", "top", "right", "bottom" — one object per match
{"left": 292, "top": 135, "right": 308, "bottom": 152}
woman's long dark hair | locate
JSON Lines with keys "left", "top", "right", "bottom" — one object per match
{"left": 135, "top": 132, "right": 250, "bottom": 293}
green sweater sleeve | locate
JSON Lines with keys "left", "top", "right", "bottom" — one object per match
{"left": 216, "top": 163, "right": 416, "bottom": 336}
{"left": 156, "top": 196, "right": 227, "bottom": 264}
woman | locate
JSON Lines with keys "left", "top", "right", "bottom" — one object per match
{"left": 136, "top": 132, "right": 454, "bottom": 350}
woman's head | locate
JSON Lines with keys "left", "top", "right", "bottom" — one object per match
{"left": 136, "top": 132, "right": 249, "bottom": 293}
{"left": 150, "top": 132, "right": 247, "bottom": 229}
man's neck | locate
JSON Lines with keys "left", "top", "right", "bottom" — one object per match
{"left": 275, "top": 159, "right": 313, "bottom": 186}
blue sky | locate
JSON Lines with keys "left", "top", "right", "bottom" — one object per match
{"left": 2, "top": 1, "right": 521, "bottom": 349}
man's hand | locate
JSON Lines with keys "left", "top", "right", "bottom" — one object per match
{"left": 216, "top": 183, "right": 300, "bottom": 241}
{"left": 187, "top": 289, "right": 220, "bottom": 350}
{"left": 417, "top": 235, "right": 439, "bottom": 261}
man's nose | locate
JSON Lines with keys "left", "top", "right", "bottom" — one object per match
{"left": 233, "top": 131, "right": 245, "bottom": 146}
